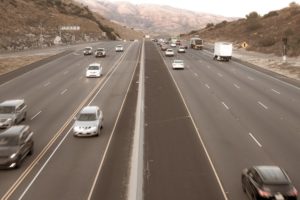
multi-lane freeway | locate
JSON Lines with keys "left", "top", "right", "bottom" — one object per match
{"left": 0, "top": 40, "right": 299, "bottom": 200}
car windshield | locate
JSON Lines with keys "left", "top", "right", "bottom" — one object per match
{"left": 117, "top": 45, "right": 122, "bottom": 47}
{"left": 78, "top": 113, "right": 96, "bottom": 121}
{"left": 88, "top": 66, "right": 99, "bottom": 70}
{"left": 85, "top": 47, "right": 91, "bottom": 50}
{"left": 0, "top": 106, "right": 15, "bottom": 114}
{"left": 97, "top": 48, "right": 104, "bottom": 51}
{"left": 0, "top": 135, "right": 19, "bottom": 146}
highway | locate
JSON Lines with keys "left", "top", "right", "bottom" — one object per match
{"left": 0, "top": 40, "right": 299, "bottom": 200}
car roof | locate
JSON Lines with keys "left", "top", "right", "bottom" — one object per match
{"left": 0, "top": 99, "right": 24, "bottom": 107}
{"left": 255, "top": 166, "right": 290, "bottom": 184}
{"left": 97, "top": 48, "right": 105, "bottom": 50}
{"left": 85, "top": 47, "right": 92, "bottom": 49}
{"left": 80, "top": 106, "right": 99, "bottom": 114}
{"left": 166, "top": 49, "right": 173, "bottom": 51}
{"left": 0, "top": 125, "right": 28, "bottom": 136}
{"left": 88, "top": 63, "right": 101, "bottom": 67}
{"left": 116, "top": 45, "right": 123, "bottom": 47}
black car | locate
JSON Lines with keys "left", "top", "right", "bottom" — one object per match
{"left": 0, "top": 125, "right": 34, "bottom": 169}
{"left": 242, "top": 166, "right": 298, "bottom": 200}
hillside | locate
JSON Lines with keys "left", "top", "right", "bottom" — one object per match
{"left": 0, "top": 0, "right": 143, "bottom": 52}
{"left": 187, "top": 2, "right": 300, "bottom": 57}
{"left": 74, "top": 0, "right": 235, "bottom": 36}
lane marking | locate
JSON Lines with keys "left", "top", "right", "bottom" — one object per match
{"left": 2, "top": 42, "right": 136, "bottom": 200}
{"left": 43, "top": 82, "right": 50, "bottom": 87}
{"left": 63, "top": 71, "right": 69, "bottom": 75}
{"left": 60, "top": 89, "right": 68, "bottom": 95}
{"left": 30, "top": 111, "right": 42, "bottom": 121}
{"left": 222, "top": 102, "right": 230, "bottom": 110}
{"left": 218, "top": 73, "right": 223, "bottom": 77}
{"left": 271, "top": 89, "right": 281, "bottom": 95}
{"left": 158, "top": 47, "right": 229, "bottom": 200}
{"left": 127, "top": 40, "right": 144, "bottom": 200}
{"left": 79, "top": 76, "right": 83, "bottom": 80}
{"left": 194, "top": 73, "right": 198, "bottom": 77}
{"left": 233, "top": 84, "right": 240, "bottom": 89}
{"left": 247, "top": 76, "right": 254, "bottom": 81}
{"left": 258, "top": 101, "right": 268, "bottom": 110}
{"left": 205, "top": 84, "right": 210, "bottom": 89}
{"left": 249, "top": 133, "right": 262, "bottom": 147}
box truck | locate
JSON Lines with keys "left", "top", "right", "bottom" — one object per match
{"left": 213, "top": 42, "right": 232, "bottom": 61}
{"left": 190, "top": 38, "right": 203, "bottom": 50}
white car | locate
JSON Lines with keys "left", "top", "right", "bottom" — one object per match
{"left": 170, "top": 43, "right": 176, "bottom": 47}
{"left": 172, "top": 60, "right": 184, "bottom": 70}
{"left": 94, "top": 48, "right": 106, "bottom": 57}
{"left": 73, "top": 106, "right": 103, "bottom": 137}
{"left": 86, "top": 63, "right": 102, "bottom": 77}
{"left": 177, "top": 46, "right": 186, "bottom": 53}
{"left": 83, "top": 47, "right": 93, "bottom": 55}
{"left": 115, "top": 45, "right": 124, "bottom": 52}
{"left": 165, "top": 49, "right": 174, "bottom": 57}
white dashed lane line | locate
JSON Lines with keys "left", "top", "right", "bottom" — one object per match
{"left": 247, "top": 76, "right": 254, "bottom": 81}
{"left": 233, "top": 84, "right": 240, "bottom": 89}
{"left": 30, "top": 111, "right": 42, "bottom": 121}
{"left": 194, "top": 73, "right": 198, "bottom": 77}
{"left": 258, "top": 101, "right": 268, "bottom": 110}
{"left": 249, "top": 133, "right": 263, "bottom": 148}
{"left": 271, "top": 89, "right": 281, "bottom": 95}
{"left": 222, "top": 102, "right": 230, "bottom": 110}
{"left": 205, "top": 84, "right": 210, "bottom": 89}
{"left": 217, "top": 73, "right": 223, "bottom": 77}
{"left": 43, "top": 82, "right": 50, "bottom": 87}
{"left": 60, "top": 89, "right": 68, "bottom": 95}
{"left": 63, "top": 71, "right": 69, "bottom": 75}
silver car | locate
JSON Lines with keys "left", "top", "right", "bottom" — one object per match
{"left": 0, "top": 100, "right": 27, "bottom": 129}
{"left": 73, "top": 106, "right": 103, "bottom": 137}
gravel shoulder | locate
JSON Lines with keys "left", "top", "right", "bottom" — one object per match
{"left": 233, "top": 48, "right": 300, "bottom": 81}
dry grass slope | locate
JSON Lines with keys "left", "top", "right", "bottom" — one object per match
{"left": 192, "top": 3, "right": 300, "bottom": 57}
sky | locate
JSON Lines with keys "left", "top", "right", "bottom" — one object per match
{"left": 106, "top": 0, "right": 300, "bottom": 17}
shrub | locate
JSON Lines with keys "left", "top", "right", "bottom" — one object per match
{"left": 206, "top": 23, "right": 214, "bottom": 28}
{"left": 259, "top": 37, "right": 276, "bottom": 47}
{"left": 246, "top": 11, "right": 260, "bottom": 20}
{"left": 263, "top": 11, "right": 278, "bottom": 18}
{"left": 245, "top": 20, "right": 262, "bottom": 31}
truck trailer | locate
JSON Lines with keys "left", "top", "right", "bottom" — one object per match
{"left": 213, "top": 42, "right": 232, "bottom": 61}
{"left": 190, "top": 38, "right": 203, "bottom": 50}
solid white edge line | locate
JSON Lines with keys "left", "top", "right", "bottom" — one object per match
{"left": 157, "top": 47, "right": 229, "bottom": 200}
{"left": 258, "top": 101, "right": 268, "bottom": 110}
{"left": 249, "top": 133, "right": 263, "bottom": 147}
{"left": 16, "top": 42, "right": 136, "bottom": 200}
{"left": 30, "top": 111, "right": 42, "bottom": 121}
{"left": 127, "top": 39, "right": 144, "bottom": 200}
{"left": 86, "top": 41, "right": 140, "bottom": 200}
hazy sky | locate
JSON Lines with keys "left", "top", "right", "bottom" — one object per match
{"left": 107, "top": 0, "right": 300, "bottom": 17}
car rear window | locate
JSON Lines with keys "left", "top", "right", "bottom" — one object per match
{"left": 88, "top": 66, "right": 100, "bottom": 70}
{"left": 259, "top": 167, "right": 290, "bottom": 184}
{"left": 78, "top": 113, "right": 96, "bottom": 121}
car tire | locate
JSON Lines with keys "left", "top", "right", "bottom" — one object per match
{"left": 23, "top": 112, "right": 27, "bottom": 121}
{"left": 29, "top": 146, "right": 34, "bottom": 156}
{"left": 15, "top": 156, "right": 22, "bottom": 169}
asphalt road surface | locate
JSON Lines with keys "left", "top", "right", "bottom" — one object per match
{"left": 0, "top": 40, "right": 299, "bottom": 200}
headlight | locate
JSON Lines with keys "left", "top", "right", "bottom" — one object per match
{"left": 10, "top": 153, "right": 17, "bottom": 159}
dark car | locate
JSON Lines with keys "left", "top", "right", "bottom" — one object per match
{"left": 0, "top": 125, "right": 34, "bottom": 169}
{"left": 242, "top": 166, "right": 298, "bottom": 200}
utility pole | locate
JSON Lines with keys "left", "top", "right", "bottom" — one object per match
{"left": 282, "top": 37, "right": 288, "bottom": 63}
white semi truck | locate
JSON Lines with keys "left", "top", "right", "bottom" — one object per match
{"left": 213, "top": 42, "right": 232, "bottom": 61}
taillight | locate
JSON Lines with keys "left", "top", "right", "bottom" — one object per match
{"left": 288, "top": 187, "right": 298, "bottom": 196}
{"left": 258, "top": 188, "right": 272, "bottom": 198}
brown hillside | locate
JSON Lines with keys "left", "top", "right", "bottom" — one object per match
{"left": 0, "top": 0, "right": 142, "bottom": 52}
{"left": 191, "top": 3, "right": 300, "bottom": 57}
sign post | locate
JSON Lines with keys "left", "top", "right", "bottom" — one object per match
{"left": 282, "top": 37, "right": 288, "bottom": 63}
